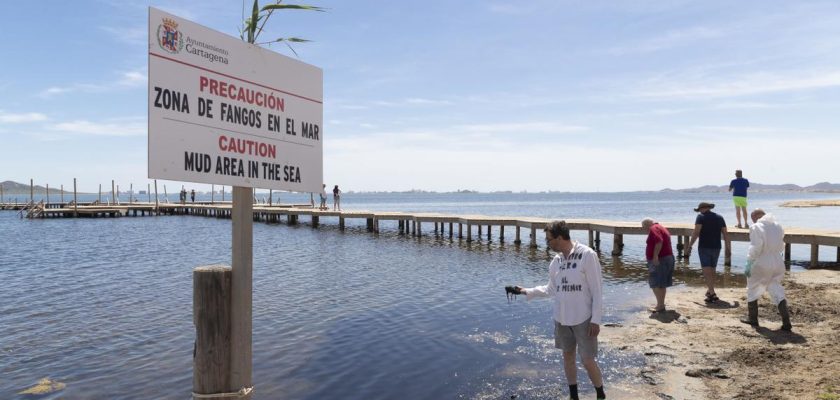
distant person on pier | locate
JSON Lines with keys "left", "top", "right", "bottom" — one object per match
{"left": 333, "top": 185, "right": 341, "bottom": 211}
{"left": 740, "top": 209, "right": 792, "bottom": 330}
{"left": 180, "top": 187, "right": 186, "bottom": 205}
{"left": 642, "top": 218, "right": 675, "bottom": 313}
{"left": 511, "top": 221, "right": 607, "bottom": 400}
{"left": 190, "top": 189, "right": 195, "bottom": 203}
{"left": 729, "top": 170, "right": 750, "bottom": 228}
{"left": 319, "top": 184, "right": 328, "bottom": 210}
{"left": 687, "top": 202, "right": 731, "bottom": 304}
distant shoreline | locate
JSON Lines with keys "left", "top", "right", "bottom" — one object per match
{"left": 779, "top": 199, "right": 840, "bottom": 208}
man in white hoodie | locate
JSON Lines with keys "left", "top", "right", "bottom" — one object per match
{"left": 740, "top": 209, "right": 792, "bottom": 331}
{"left": 514, "top": 220, "right": 606, "bottom": 400}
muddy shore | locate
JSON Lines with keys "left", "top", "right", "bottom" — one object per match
{"left": 601, "top": 269, "right": 840, "bottom": 399}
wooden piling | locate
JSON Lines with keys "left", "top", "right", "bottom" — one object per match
{"left": 499, "top": 225, "right": 504, "bottom": 242}
{"left": 449, "top": 222, "right": 454, "bottom": 239}
{"left": 193, "top": 264, "right": 233, "bottom": 400}
{"left": 312, "top": 215, "right": 319, "bottom": 227}
{"left": 73, "top": 178, "right": 78, "bottom": 217}
{"left": 230, "top": 187, "right": 253, "bottom": 400}
{"left": 588, "top": 230, "right": 594, "bottom": 248}
{"left": 458, "top": 223, "right": 463, "bottom": 239}
{"left": 612, "top": 233, "right": 623, "bottom": 256}
{"left": 515, "top": 226, "right": 521, "bottom": 245}
{"left": 811, "top": 242, "right": 819, "bottom": 268}
{"left": 529, "top": 226, "right": 537, "bottom": 248}
{"left": 339, "top": 216, "right": 345, "bottom": 231}
{"left": 467, "top": 224, "right": 472, "bottom": 242}
{"left": 785, "top": 242, "right": 791, "bottom": 263}
{"left": 154, "top": 180, "right": 159, "bottom": 214}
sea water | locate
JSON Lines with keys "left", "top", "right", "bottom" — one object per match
{"left": 1, "top": 191, "right": 838, "bottom": 399}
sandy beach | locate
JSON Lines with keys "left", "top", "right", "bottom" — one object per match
{"left": 601, "top": 269, "right": 840, "bottom": 400}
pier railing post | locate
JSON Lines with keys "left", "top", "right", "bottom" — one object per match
{"left": 194, "top": 265, "right": 233, "bottom": 400}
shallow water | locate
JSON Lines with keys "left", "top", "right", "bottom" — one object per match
{"left": 1, "top": 191, "right": 837, "bottom": 399}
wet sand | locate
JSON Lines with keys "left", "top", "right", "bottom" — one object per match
{"left": 601, "top": 269, "right": 840, "bottom": 400}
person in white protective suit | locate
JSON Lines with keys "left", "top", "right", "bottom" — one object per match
{"left": 740, "top": 209, "right": 792, "bottom": 331}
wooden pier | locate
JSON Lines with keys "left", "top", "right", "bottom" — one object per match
{"left": 3, "top": 201, "right": 839, "bottom": 267}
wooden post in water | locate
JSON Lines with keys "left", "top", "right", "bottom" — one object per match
{"left": 467, "top": 224, "right": 472, "bottom": 242}
{"left": 529, "top": 226, "right": 537, "bottom": 248}
{"left": 154, "top": 181, "right": 159, "bottom": 214}
{"left": 515, "top": 226, "right": 521, "bottom": 245}
{"left": 73, "top": 178, "right": 78, "bottom": 217}
{"left": 230, "top": 186, "right": 253, "bottom": 399}
{"left": 612, "top": 233, "right": 623, "bottom": 256}
{"left": 811, "top": 242, "right": 819, "bottom": 268}
{"left": 588, "top": 230, "right": 594, "bottom": 248}
{"left": 193, "top": 265, "right": 233, "bottom": 400}
{"left": 499, "top": 225, "right": 504, "bottom": 242}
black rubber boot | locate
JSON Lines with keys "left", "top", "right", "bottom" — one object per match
{"left": 778, "top": 299, "right": 792, "bottom": 331}
{"left": 740, "top": 300, "right": 759, "bottom": 326}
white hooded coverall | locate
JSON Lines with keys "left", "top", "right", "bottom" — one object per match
{"left": 746, "top": 213, "right": 786, "bottom": 304}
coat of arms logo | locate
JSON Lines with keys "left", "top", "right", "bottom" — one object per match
{"left": 157, "top": 18, "right": 183, "bottom": 54}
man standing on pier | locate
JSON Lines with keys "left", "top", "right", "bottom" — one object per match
{"left": 740, "top": 209, "right": 792, "bottom": 330}
{"left": 729, "top": 169, "right": 750, "bottom": 228}
{"left": 687, "top": 202, "right": 731, "bottom": 304}
{"left": 513, "top": 221, "right": 607, "bottom": 400}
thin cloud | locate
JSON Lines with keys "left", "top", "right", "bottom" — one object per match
{"left": 38, "top": 69, "right": 147, "bottom": 98}
{"left": 0, "top": 111, "right": 48, "bottom": 123}
{"left": 635, "top": 70, "right": 840, "bottom": 100}
{"left": 608, "top": 26, "right": 724, "bottom": 55}
{"left": 49, "top": 118, "right": 146, "bottom": 137}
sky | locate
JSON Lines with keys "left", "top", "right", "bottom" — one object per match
{"left": 2, "top": 0, "right": 840, "bottom": 193}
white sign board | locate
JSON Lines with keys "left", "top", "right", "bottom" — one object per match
{"left": 148, "top": 7, "right": 323, "bottom": 192}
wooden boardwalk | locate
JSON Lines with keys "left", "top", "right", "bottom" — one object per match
{"left": 3, "top": 201, "right": 839, "bottom": 267}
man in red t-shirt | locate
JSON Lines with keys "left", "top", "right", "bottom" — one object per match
{"left": 642, "top": 218, "right": 675, "bottom": 313}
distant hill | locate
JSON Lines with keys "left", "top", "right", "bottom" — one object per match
{"left": 0, "top": 180, "right": 72, "bottom": 195}
{"left": 662, "top": 182, "right": 840, "bottom": 193}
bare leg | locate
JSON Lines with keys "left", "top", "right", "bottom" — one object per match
{"left": 582, "top": 356, "right": 604, "bottom": 388}
{"left": 740, "top": 207, "right": 749, "bottom": 227}
{"left": 652, "top": 288, "right": 666, "bottom": 309}
{"left": 702, "top": 267, "right": 716, "bottom": 295}
{"left": 735, "top": 208, "right": 742, "bottom": 227}
{"left": 563, "top": 351, "right": 577, "bottom": 385}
